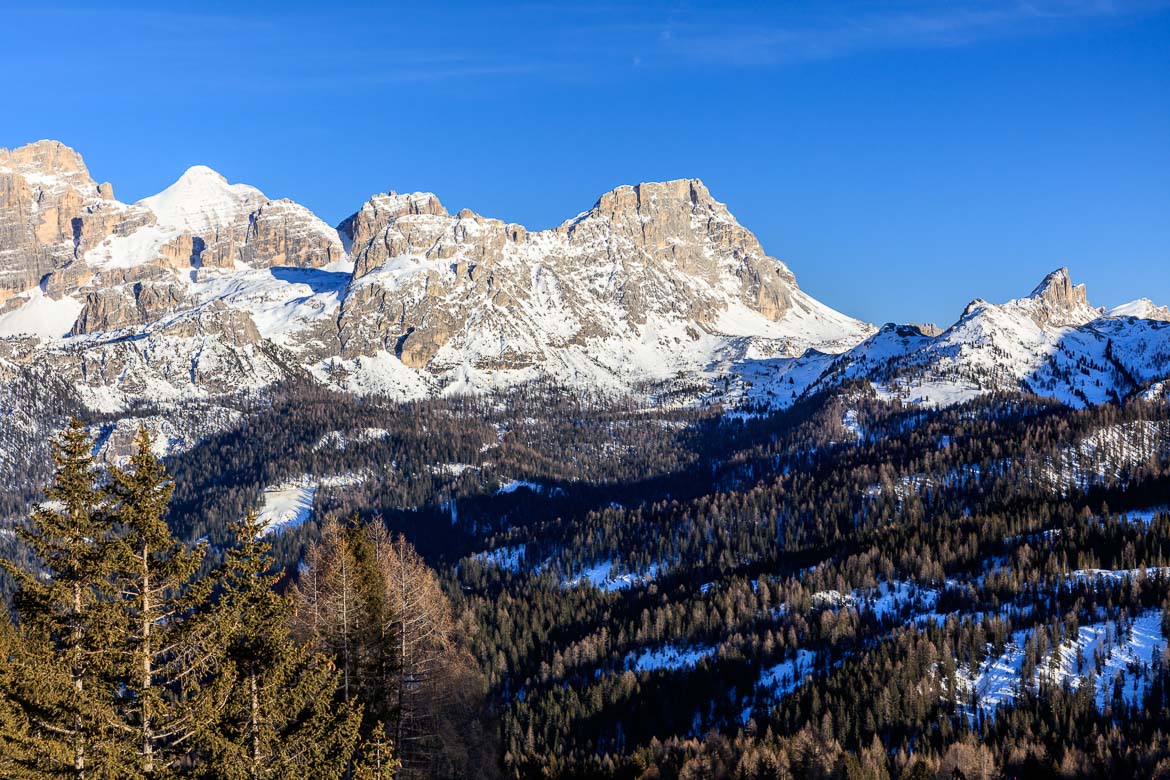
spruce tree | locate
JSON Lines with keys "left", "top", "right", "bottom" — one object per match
{"left": 0, "top": 606, "right": 45, "bottom": 778}
{"left": 106, "top": 428, "right": 218, "bottom": 776}
{"left": 0, "top": 419, "right": 123, "bottom": 778}
{"left": 353, "top": 724, "right": 399, "bottom": 780}
{"left": 197, "top": 512, "right": 362, "bottom": 779}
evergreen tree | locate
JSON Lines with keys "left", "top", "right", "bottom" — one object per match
{"left": 353, "top": 724, "right": 399, "bottom": 780}
{"left": 106, "top": 428, "right": 219, "bottom": 776}
{"left": 0, "top": 420, "right": 123, "bottom": 778}
{"left": 0, "top": 606, "right": 44, "bottom": 778}
{"left": 197, "top": 511, "right": 362, "bottom": 779}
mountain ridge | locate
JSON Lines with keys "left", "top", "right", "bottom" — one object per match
{"left": 0, "top": 140, "right": 1166, "bottom": 417}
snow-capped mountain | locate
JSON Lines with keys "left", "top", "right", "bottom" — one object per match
{"left": 0, "top": 139, "right": 1166, "bottom": 415}
{"left": 139, "top": 164, "right": 266, "bottom": 235}
{"left": 0, "top": 140, "right": 871, "bottom": 410}
{"left": 333, "top": 177, "right": 872, "bottom": 396}
{"left": 739, "top": 268, "right": 1170, "bottom": 409}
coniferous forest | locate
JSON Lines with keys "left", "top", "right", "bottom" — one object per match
{"left": 2, "top": 381, "right": 1169, "bottom": 778}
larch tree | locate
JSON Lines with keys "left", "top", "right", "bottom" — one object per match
{"left": 368, "top": 527, "right": 455, "bottom": 779}
{"left": 288, "top": 518, "right": 374, "bottom": 708}
{"left": 285, "top": 518, "right": 495, "bottom": 779}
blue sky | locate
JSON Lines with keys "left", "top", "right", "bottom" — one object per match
{"left": 4, "top": 1, "right": 1167, "bottom": 326}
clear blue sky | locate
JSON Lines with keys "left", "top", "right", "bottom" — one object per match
{"left": 4, "top": 1, "right": 1168, "bottom": 326}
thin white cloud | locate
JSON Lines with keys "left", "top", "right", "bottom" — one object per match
{"left": 7, "top": 0, "right": 1167, "bottom": 90}
{"left": 653, "top": 0, "right": 1170, "bottom": 66}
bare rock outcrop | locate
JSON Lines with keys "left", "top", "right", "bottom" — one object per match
{"left": 0, "top": 140, "right": 143, "bottom": 302}
{"left": 1024, "top": 267, "right": 1102, "bottom": 328}
{"left": 336, "top": 178, "right": 808, "bottom": 371}
{"left": 200, "top": 199, "right": 345, "bottom": 270}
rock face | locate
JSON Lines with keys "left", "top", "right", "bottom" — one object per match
{"left": 70, "top": 275, "right": 189, "bottom": 335}
{"left": 1021, "top": 267, "right": 1102, "bottom": 328}
{"left": 0, "top": 140, "right": 139, "bottom": 303}
{"left": 336, "top": 179, "right": 848, "bottom": 375}
{"left": 236, "top": 199, "right": 346, "bottom": 269}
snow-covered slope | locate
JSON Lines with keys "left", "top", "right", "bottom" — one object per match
{"left": 0, "top": 284, "right": 84, "bottom": 339}
{"left": 1109, "top": 298, "right": 1170, "bottom": 322}
{"left": 737, "top": 268, "right": 1170, "bottom": 410}
{"left": 952, "top": 610, "right": 1166, "bottom": 717}
{"left": 139, "top": 165, "right": 266, "bottom": 235}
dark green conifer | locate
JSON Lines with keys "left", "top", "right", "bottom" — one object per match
{"left": 197, "top": 511, "right": 362, "bottom": 779}
{"left": 106, "top": 428, "right": 215, "bottom": 776}
{"left": 353, "top": 723, "right": 398, "bottom": 780}
{"left": 0, "top": 419, "right": 122, "bottom": 778}
{"left": 0, "top": 607, "right": 45, "bottom": 778}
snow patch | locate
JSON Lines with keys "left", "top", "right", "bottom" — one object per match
{"left": 626, "top": 643, "right": 716, "bottom": 673}
{"left": 564, "top": 560, "right": 661, "bottom": 592}
{"left": 0, "top": 286, "right": 82, "bottom": 339}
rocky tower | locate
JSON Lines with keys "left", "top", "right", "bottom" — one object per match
{"left": 1024, "top": 267, "right": 1101, "bottom": 328}
{"left": 0, "top": 140, "right": 149, "bottom": 305}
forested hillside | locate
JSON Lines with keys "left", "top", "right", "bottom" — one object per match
{"left": 2, "top": 382, "right": 1169, "bottom": 778}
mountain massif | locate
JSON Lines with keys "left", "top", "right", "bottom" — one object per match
{"left": 3, "top": 139, "right": 1163, "bottom": 426}
{"left": 0, "top": 140, "right": 872, "bottom": 412}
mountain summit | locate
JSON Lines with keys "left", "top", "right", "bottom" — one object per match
{"left": 1019, "top": 266, "right": 1101, "bottom": 328}
{"left": 742, "top": 267, "right": 1170, "bottom": 410}
{"left": 140, "top": 165, "right": 266, "bottom": 235}
{"left": 336, "top": 176, "right": 871, "bottom": 384}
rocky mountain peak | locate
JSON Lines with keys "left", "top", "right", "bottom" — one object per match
{"left": 1021, "top": 267, "right": 1100, "bottom": 328}
{"left": 1030, "top": 267, "right": 1084, "bottom": 307}
{"left": 590, "top": 177, "right": 711, "bottom": 214}
{"left": 339, "top": 191, "right": 450, "bottom": 277}
{"left": 341, "top": 191, "right": 449, "bottom": 235}
{"left": 334, "top": 175, "right": 868, "bottom": 377}
{"left": 0, "top": 140, "right": 98, "bottom": 192}
{"left": 0, "top": 140, "right": 135, "bottom": 302}
{"left": 568, "top": 178, "right": 726, "bottom": 235}
{"left": 557, "top": 177, "right": 796, "bottom": 315}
